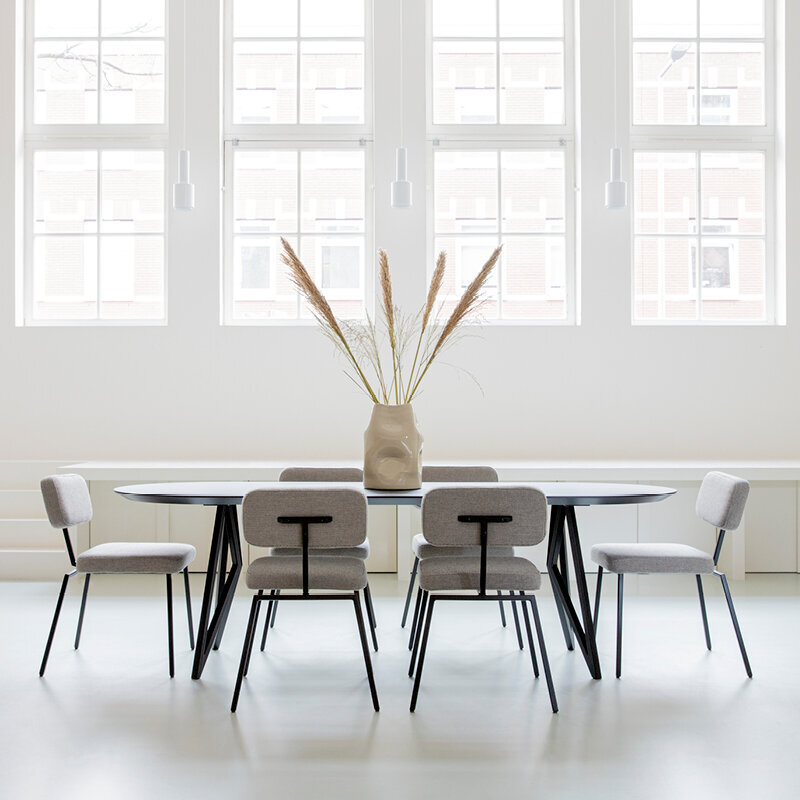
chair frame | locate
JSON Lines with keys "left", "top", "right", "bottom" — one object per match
{"left": 408, "top": 514, "right": 558, "bottom": 714}
{"left": 39, "top": 525, "right": 195, "bottom": 678}
{"left": 593, "top": 526, "right": 752, "bottom": 679}
{"left": 231, "top": 514, "right": 379, "bottom": 713}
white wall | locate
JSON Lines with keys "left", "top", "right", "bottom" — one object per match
{"left": 1, "top": 0, "right": 799, "bottom": 465}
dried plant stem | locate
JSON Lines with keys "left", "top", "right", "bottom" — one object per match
{"left": 379, "top": 250, "right": 400, "bottom": 404}
{"left": 405, "top": 245, "right": 501, "bottom": 402}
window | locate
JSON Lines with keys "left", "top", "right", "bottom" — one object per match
{"left": 430, "top": 0, "right": 575, "bottom": 323}
{"left": 224, "top": 0, "right": 370, "bottom": 323}
{"left": 631, "top": 0, "right": 774, "bottom": 323}
{"left": 24, "top": 0, "right": 167, "bottom": 323}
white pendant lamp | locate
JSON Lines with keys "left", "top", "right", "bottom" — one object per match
{"left": 173, "top": 0, "right": 195, "bottom": 211}
{"left": 390, "top": 0, "right": 412, "bottom": 209}
{"left": 605, "top": 0, "right": 627, "bottom": 210}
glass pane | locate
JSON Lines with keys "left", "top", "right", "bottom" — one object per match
{"left": 633, "top": 42, "right": 696, "bottom": 125}
{"left": 99, "top": 236, "right": 164, "bottom": 319}
{"left": 34, "top": 151, "right": 97, "bottom": 234}
{"left": 233, "top": 0, "right": 298, "bottom": 38}
{"left": 501, "top": 236, "right": 567, "bottom": 320}
{"left": 435, "top": 151, "right": 498, "bottom": 235}
{"left": 700, "top": 0, "right": 763, "bottom": 38}
{"left": 299, "top": 238, "right": 364, "bottom": 319}
{"left": 232, "top": 236, "right": 299, "bottom": 320}
{"left": 300, "top": 42, "right": 364, "bottom": 123}
{"left": 634, "top": 152, "right": 697, "bottom": 235}
{"left": 433, "top": 41, "right": 496, "bottom": 124}
{"left": 633, "top": 0, "right": 696, "bottom": 38}
{"left": 433, "top": 236, "right": 500, "bottom": 319}
{"left": 300, "top": 151, "right": 365, "bottom": 233}
{"left": 101, "top": 0, "right": 164, "bottom": 37}
{"left": 101, "top": 151, "right": 164, "bottom": 233}
{"left": 34, "top": 41, "right": 98, "bottom": 124}
{"left": 233, "top": 41, "right": 297, "bottom": 124}
{"left": 634, "top": 236, "right": 698, "bottom": 321}
{"left": 99, "top": 41, "right": 164, "bottom": 123}
{"left": 499, "top": 0, "right": 563, "bottom": 38}
{"left": 701, "top": 152, "right": 764, "bottom": 235}
{"left": 501, "top": 151, "right": 564, "bottom": 234}
{"left": 700, "top": 238, "right": 764, "bottom": 320}
{"left": 433, "top": 0, "right": 496, "bottom": 38}
{"left": 35, "top": 0, "right": 98, "bottom": 38}
{"left": 233, "top": 150, "right": 298, "bottom": 234}
{"left": 500, "top": 41, "right": 563, "bottom": 124}
{"left": 33, "top": 236, "right": 98, "bottom": 320}
{"left": 300, "top": 0, "right": 363, "bottom": 37}
{"left": 700, "top": 44, "right": 764, "bottom": 125}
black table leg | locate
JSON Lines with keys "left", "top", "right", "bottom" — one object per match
{"left": 191, "top": 504, "right": 243, "bottom": 679}
{"left": 547, "top": 507, "right": 574, "bottom": 651}
{"left": 546, "top": 504, "right": 602, "bottom": 679}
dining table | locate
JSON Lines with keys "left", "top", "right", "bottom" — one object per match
{"left": 115, "top": 480, "right": 676, "bottom": 679}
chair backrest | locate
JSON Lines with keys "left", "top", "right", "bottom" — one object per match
{"left": 421, "top": 465, "right": 498, "bottom": 482}
{"left": 40, "top": 474, "right": 93, "bottom": 529}
{"left": 242, "top": 487, "right": 367, "bottom": 548}
{"left": 696, "top": 471, "right": 750, "bottom": 531}
{"left": 279, "top": 467, "right": 363, "bottom": 483}
{"left": 422, "top": 485, "right": 547, "bottom": 547}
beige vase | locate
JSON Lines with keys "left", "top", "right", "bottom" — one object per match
{"left": 363, "top": 403, "right": 423, "bottom": 490}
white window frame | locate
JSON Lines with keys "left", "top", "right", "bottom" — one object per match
{"left": 22, "top": 0, "right": 169, "bottom": 326}
{"left": 630, "top": 0, "right": 777, "bottom": 325}
{"left": 222, "top": 0, "right": 374, "bottom": 325}
{"left": 222, "top": 138, "right": 373, "bottom": 325}
{"left": 427, "top": 0, "right": 577, "bottom": 325}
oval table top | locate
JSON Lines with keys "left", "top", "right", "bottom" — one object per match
{"left": 115, "top": 481, "right": 676, "bottom": 507}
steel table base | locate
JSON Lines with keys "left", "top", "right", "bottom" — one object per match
{"left": 191, "top": 505, "right": 243, "bottom": 680}
{"left": 546, "top": 505, "right": 602, "bottom": 679}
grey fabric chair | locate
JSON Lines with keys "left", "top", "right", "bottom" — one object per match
{"left": 231, "top": 486, "right": 379, "bottom": 712}
{"left": 259, "top": 467, "right": 377, "bottom": 653}
{"left": 39, "top": 474, "right": 196, "bottom": 678}
{"left": 403, "top": 466, "right": 523, "bottom": 650}
{"left": 591, "top": 471, "right": 752, "bottom": 679}
{"left": 408, "top": 484, "right": 557, "bottom": 713}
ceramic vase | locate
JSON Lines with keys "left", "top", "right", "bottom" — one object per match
{"left": 363, "top": 403, "right": 423, "bottom": 490}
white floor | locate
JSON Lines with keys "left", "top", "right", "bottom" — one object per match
{"left": 1, "top": 573, "right": 799, "bottom": 800}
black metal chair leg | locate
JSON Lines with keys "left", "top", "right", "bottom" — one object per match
{"left": 40, "top": 572, "right": 72, "bottom": 677}
{"left": 231, "top": 595, "right": 260, "bottom": 712}
{"left": 401, "top": 557, "right": 419, "bottom": 628}
{"left": 519, "top": 591, "right": 539, "bottom": 677}
{"left": 362, "top": 590, "right": 379, "bottom": 652}
{"left": 410, "top": 597, "right": 436, "bottom": 712}
{"left": 408, "top": 586, "right": 423, "bottom": 650}
{"left": 717, "top": 572, "right": 752, "bottom": 678}
{"left": 166, "top": 573, "right": 174, "bottom": 678}
{"left": 593, "top": 566, "right": 603, "bottom": 627}
{"left": 616, "top": 573, "right": 624, "bottom": 679}
{"left": 364, "top": 581, "right": 378, "bottom": 632}
{"left": 270, "top": 589, "right": 280, "bottom": 628}
{"left": 509, "top": 590, "right": 524, "bottom": 650}
{"left": 74, "top": 573, "right": 91, "bottom": 649}
{"left": 530, "top": 596, "right": 558, "bottom": 713}
{"left": 353, "top": 595, "right": 380, "bottom": 711}
{"left": 496, "top": 590, "right": 508, "bottom": 627}
{"left": 244, "top": 591, "right": 264, "bottom": 677}
{"left": 260, "top": 590, "right": 277, "bottom": 651}
{"left": 409, "top": 590, "right": 429, "bottom": 677}
{"left": 696, "top": 574, "right": 711, "bottom": 651}
{"left": 183, "top": 567, "right": 195, "bottom": 650}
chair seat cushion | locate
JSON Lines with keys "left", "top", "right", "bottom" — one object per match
{"left": 418, "top": 556, "right": 541, "bottom": 591}
{"left": 77, "top": 542, "right": 196, "bottom": 574}
{"left": 590, "top": 543, "right": 715, "bottom": 575}
{"left": 269, "top": 540, "right": 370, "bottom": 559}
{"left": 412, "top": 533, "right": 514, "bottom": 560}
{"left": 247, "top": 555, "right": 368, "bottom": 591}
